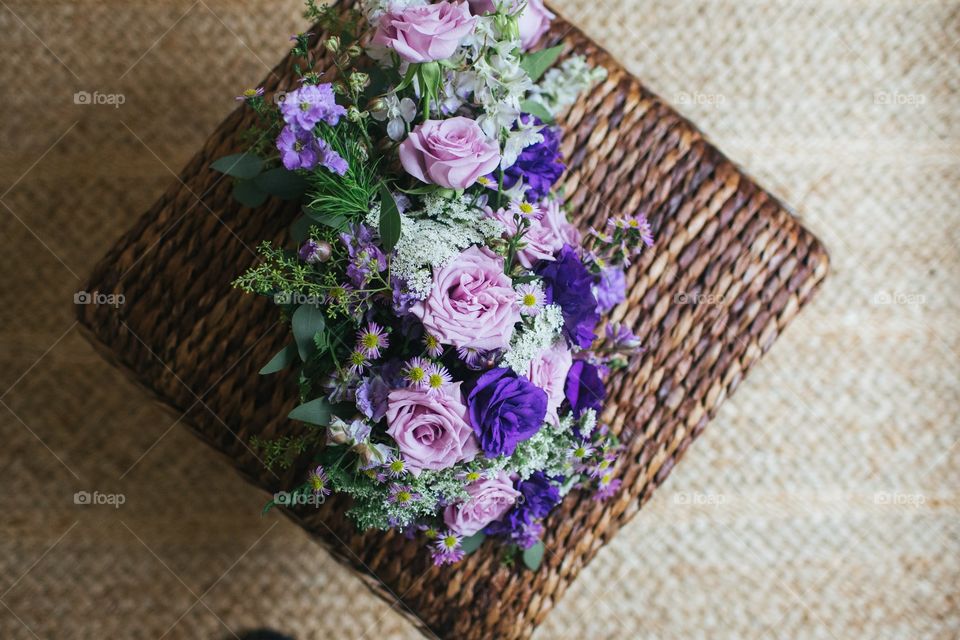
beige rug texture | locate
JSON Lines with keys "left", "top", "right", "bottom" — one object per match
{"left": 1, "top": 0, "right": 958, "bottom": 638}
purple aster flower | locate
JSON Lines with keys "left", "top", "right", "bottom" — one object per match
{"left": 307, "top": 465, "right": 331, "bottom": 497}
{"left": 431, "top": 531, "right": 465, "bottom": 566}
{"left": 402, "top": 357, "right": 430, "bottom": 389}
{"left": 424, "top": 333, "right": 444, "bottom": 358}
{"left": 497, "top": 116, "right": 565, "bottom": 201}
{"left": 456, "top": 346, "right": 486, "bottom": 369}
{"left": 467, "top": 368, "right": 547, "bottom": 457}
{"left": 279, "top": 82, "right": 346, "bottom": 130}
{"left": 235, "top": 87, "right": 264, "bottom": 102}
{"left": 537, "top": 245, "right": 601, "bottom": 349}
{"left": 516, "top": 282, "right": 546, "bottom": 316}
{"left": 564, "top": 360, "right": 605, "bottom": 419}
{"left": 593, "top": 473, "right": 622, "bottom": 501}
{"left": 424, "top": 362, "right": 452, "bottom": 396}
{"left": 356, "top": 322, "right": 389, "bottom": 359}
{"left": 277, "top": 125, "right": 320, "bottom": 170}
{"left": 595, "top": 265, "right": 626, "bottom": 313}
{"left": 388, "top": 484, "right": 420, "bottom": 505}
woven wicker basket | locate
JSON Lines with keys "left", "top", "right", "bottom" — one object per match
{"left": 76, "top": 4, "right": 828, "bottom": 638}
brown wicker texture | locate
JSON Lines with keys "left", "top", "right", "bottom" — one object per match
{"left": 75, "top": 5, "right": 828, "bottom": 639}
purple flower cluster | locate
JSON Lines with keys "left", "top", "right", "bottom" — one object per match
{"left": 537, "top": 244, "right": 601, "bottom": 349}
{"left": 485, "top": 471, "right": 562, "bottom": 549}
{"left": 276, "top": 83, "right": 348, "bottom": 174}
{"left": 340, "top": 224, "right": 387, "bottom": 288}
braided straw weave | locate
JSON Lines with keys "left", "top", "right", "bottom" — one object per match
{"left": 75, "top": 3, "right": 828, "bottom": 638}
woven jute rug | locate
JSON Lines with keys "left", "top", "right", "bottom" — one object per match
{"left": 1, "top": 1, "right": 957, "bottom": 638}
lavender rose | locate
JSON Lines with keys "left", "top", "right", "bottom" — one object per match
{"left": 564, "top": 360, "right": 605, "bottom": 419}
{"left": 399, "top": 117, "right": 501, "bottom": 190}
{"left": 411, "top": 246, "right": 520, "bottom": 351}
{"left": 443, "top": 471, "right": 521, "bottom": 536}
{"left": 490, "top": 199, "right": 580, "bottom": 269}
{"left": 527, "top": 343, "right": 573, "bottom": 426}
{"left": 467, "top": 367, "right": 547, "bottom": 456}
{"left": 467, "top": 0, "right": 554, "bottom": 50}
{"left": 372, "top": 1, "right": 476, "bottom": 63}
{"left": 385, "top": 382, "right": 479, "bottom": 474}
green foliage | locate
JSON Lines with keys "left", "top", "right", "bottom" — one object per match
{"left": 288, "top": 397, "right": 333, "bottom": 426}
{"left": 260, "top": 343, "right": 297, "bottom": 375}
{"left": 378, "top": 184, "right": 401, "bottom": 252}
{"left": 305, "top": 124, "right": 380, "bottom": 220}
{"left": 250, "top": 433, "right": 319, "bottom": 470}
{"left": 521, "top": 44, "right": 564, "bottom": 82}
{"left": 211, "top": 153, "right": 263, "bottom": 179}
{"left": 522, "top": 541, "right": 545, "bottom": 570}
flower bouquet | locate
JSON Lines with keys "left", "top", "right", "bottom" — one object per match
{"left": 225, "top": 0, "right": 653, "bottom": 569}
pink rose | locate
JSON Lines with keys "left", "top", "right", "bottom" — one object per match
{"left": 372, "top": 1, "right": 476, "bottom": 63}
{"left": 527, "top": 343, "right": 573, "bottom": 426}
{"left": 489, "top": 199, "right": 581, "bottom": 269}
{"left": 386, "top": 382, "right": 479, "bottom": 474}
{"left": 467, "top": 0, "right": 555, "bottom": 50}
{"left": 443, "top": 471, "right": 521, "bottom": 536}
{"left": 399, "top": 117, "right": 501, "bottom": 190}
{"left": 412, "top": 246, "right": 521, "bottom": 351}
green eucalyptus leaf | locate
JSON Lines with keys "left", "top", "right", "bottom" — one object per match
{"left": 259, "top": 343, "right": 298, "bottom": 375}
{"left": 519, "top": 99, "right": 555, "bottom": 124}
{"left": 261, "top": 498, "right": 278, "bottom": 516}
{"left": 520, "top": 45, "right": 564, "bottom": 82}
{"left": 460, "top": 532, "right": 486, "bottom": 555}
{"left": 255, "top": 167, "right": 308, "bottom": 200}
{"left": 378, "top": 184, "right": 402, "bottom": 252}
{"left": 211, "top": 153, "right": 263, "bottom": 179}
{"left": 291, "top": 304, "right": 326, "bottom": 361}
{"left": 289, "top": 215, "right": 312, "bottom": 243}
{"left": 304, "top": 207, "right": 349, "bottom": 230}
{"left": 232, "top": 179, "right": 269, "bottom": 208}
{"left": 288, "top": 397, "right": 333, "bottom": 426}
{"left": 522, "top": 540, "right": 545, "bottom": 571}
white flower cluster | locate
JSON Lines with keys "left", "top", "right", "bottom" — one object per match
{"left": 359, "top": 0, "right": 425, "bottom": 25}
{"left": 530, "top": 55, "right": 608, "bottom": 115}
{"left": 501, "top": 304, "right": 564, "bottom": 373}
{"left": 373, "top": 195, "right": 504, "bottom": 299}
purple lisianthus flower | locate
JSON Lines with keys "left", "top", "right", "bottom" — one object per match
{"left": 564, "top": 360, "right": 605, "bottom": 419}
{"left": 499, "top": 117, "right": 564, "bottom": 201}
{"left": 595, "top": 265, "right": 626, "bottom": 313}
{"left": 485, "top": 472, "right": 559, "bottom": 548}
{"left": 356, "top": 374, "right": 390, "bottom": 422}
{"left": 280, "top": 83, "right": 346, "bottom": 130}
{"left": 277, "top": 125, "right": 320, "bottom": 170}
{"left": 537, "top": 245, "right": 601, "bottom": 349}
{"left": 467, "top": 368, "right": 547, "bottom": 457}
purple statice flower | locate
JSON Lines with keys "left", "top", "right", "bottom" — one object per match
{"left": 537, "top": 245, "right": 601, "bottom": 349}
{"left": 340, "top": 224, "right": 387, "bottom": 287}
{"left": 356, "top": 322, "right": 389, "bottom": 359}
{"left": 467, "top": 368, "right": 547, "bottom": 457}
{"left": 595, "top": 265, "right": 626, "bottom": 313}
{"left": 356, "top": 374, "right": 390, "bottom": 421}
{"left": 277, "top": 125, "right": 320, "bottom": 170}
{"left": 564, "top": 360, "right": 605, "bottom": 419}
{"left": 307, "top": 465, "right": 331, "bottom": 498}
{"left": 431, "top": 531, "right": 465, "bottom": 566}
{"left": 605, "top": 323, "right": 642, "bottom": 351}
{"left": 235, "top": 87, "right": 264, "bottom": 102}
{"left": 279, "top": 83, "right": 346, "bottom": 130}
{"left": 497, "top": 117, "right": 565, "bottom": 201}
{"left": 388, "top": 484, "right": 420, "bottom": 505}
